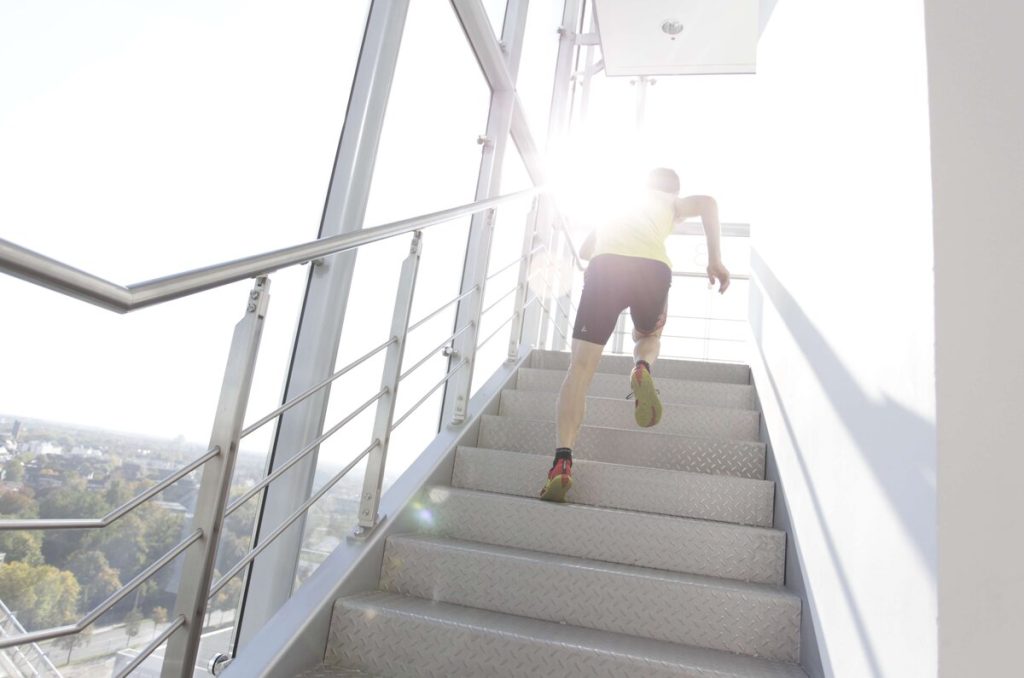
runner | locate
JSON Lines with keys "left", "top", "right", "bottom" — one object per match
{"left": 540, "top": 168, "right": 731, "bottom": 502}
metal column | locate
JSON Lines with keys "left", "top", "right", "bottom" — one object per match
{"left": 441, "top": 0, "right": 530, "bottom": 425}
{"left": 235, "top": 0, "right": 410, "bottom": 650}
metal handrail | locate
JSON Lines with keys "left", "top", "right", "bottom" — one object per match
{"left": 0, "top": 529, "right": 202, "bottom": 650}
{"left": 0, "top": 446, "right": 220, "bottom": 530}
{"left": 0, "top": 188, "right": 538, "bottom": 313}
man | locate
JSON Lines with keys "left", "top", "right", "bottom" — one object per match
{"left": 540, "top": 167, "right": 731, "bottom": 502}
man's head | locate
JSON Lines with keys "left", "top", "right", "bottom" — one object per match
{"left": 646, "top": 167, "right": 680, "bottom": 195}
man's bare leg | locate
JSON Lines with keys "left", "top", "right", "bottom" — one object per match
{"left": 557, "top": 339, "right": 605, "bottom": 448}
{"left": 541, "top": 339, "right": 603, "bottom": 502}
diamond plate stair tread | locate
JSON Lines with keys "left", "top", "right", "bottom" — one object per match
{"left": 500, "top": 389, "right": 761, "bottom": 441}
{"left": 515, "top": 367, "right": 757, "bottom": 410}
{"left": 297, "top": 667, "right": 385, "bottom": 678}
{"left": 327, "top": 592, "right": 807, "bottom": 678}
{"left": 420, "top": 486, "right": 785, "bottom": 584}
{"left": 381, "top": 534, "right": 800, "bottom": 662}
{"left": 479, "top": 415, "right": 766, "bottom": 479}
{"left": 529, "top": 349, "right": 752, "bottom": 384}
{"left": 453, "top": 446, "right": 774, "bottom": 527}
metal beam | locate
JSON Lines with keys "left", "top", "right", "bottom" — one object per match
{"left": 442, "top": 0, "right": 531, "bottom": 425}
{"left": 234, "top": 0, "right": 410, "bottom": 652}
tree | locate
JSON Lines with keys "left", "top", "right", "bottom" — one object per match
{"left": 123, "top": 608, "right": 144, "bottom": 647}
{"left": 150, "top": 606, "right": 168, "bottom": 639}
{"left": 65, "top": 550, "right": 122, "bottom": 611}
{"left": 3, "top": 459, "right": 24, "bottom": 483}
{"left": 55, "top": 626, "right": 92, "bottom": 664}
{"left": 0, "top": 530, "right": 44, "bottom": 565}
{"left": 0, "top": 562, "right": 80, "bottom": 629}
{"left": 39, "top": 488, "right": 110, "bottom": 568}
{"left": 0, "top": 488, "right": 37, "bottom": 517}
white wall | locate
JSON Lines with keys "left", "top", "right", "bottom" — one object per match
{"left": 751, "top": 1, "right": 937, "bottom": 676}
{"left": 924, "top": 3, "right": 1024, "bottom": 676}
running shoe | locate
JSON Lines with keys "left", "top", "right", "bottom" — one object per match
{"left": 630, "top": 362, "right": 662, "bottom": 427}
{"left": 540, "top": 457, "right": 573, "bottom": 502}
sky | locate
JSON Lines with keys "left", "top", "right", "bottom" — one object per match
{"left": 0, "top": 2, "right": 757, "bottom": 462}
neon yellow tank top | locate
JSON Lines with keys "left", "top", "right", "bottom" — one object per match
{"left": 592, "top": 191, "right": 675, "bottom": 267}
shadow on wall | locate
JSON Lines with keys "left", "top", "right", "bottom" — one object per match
{"left": 748, "top": 250, "right": 936, "bottom": 677}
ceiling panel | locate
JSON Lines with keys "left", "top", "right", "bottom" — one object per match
{"left": 594, "top": 0, "right": 758, "bottom": 76}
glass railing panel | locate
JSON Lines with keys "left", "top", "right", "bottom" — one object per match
{"left": 290, "top": 0, "right": 492, "bottom": 589}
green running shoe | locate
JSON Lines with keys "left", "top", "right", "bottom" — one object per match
{"left": 630, "top": 363, "right": 662, "bottom": 427}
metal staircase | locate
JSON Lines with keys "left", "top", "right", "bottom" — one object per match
{"left": 300, "top": 350, "right": 808, "bottom": 678}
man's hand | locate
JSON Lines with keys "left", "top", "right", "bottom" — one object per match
{"left": 707, "top": 261, "right": 731, "bottom": 294}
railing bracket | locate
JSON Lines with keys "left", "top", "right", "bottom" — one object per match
{"left": 348, "top": 514, "right": 388, "bottom": 542}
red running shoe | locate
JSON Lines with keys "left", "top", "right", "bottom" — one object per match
{"left": 540, "top": 457, "right": 573, "bottom": 502}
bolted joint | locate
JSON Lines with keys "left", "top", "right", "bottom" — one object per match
{"left": 209, "top": 653, "right": 233, "bottom": 675}
{"left": 410, "top": 230, "right": 423, "bottom": 255}
{"left": 441, "top": 345, "right": 457, "bottom": 358}
{"left": 476, "top": 134, "right": 493, "bottom": 149}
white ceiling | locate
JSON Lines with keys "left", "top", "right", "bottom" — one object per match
{"left": 593, "top": 0, "right": 759, "bottom": 76}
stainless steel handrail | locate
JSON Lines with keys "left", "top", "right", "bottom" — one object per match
{"left": 399, "top": 324, "right": 472, "bottom": 382}
{"left": 0, "top": 188, "right": 538, "bottom": 313}
{"left": 0, "top": 446, "right": 220, "bottom": 530}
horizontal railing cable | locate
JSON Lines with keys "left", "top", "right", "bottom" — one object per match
{"left": 240, "top": 338, "right": 395, "bottom": 438}
{"left": 406, "top": 287, "right": 478, "bottom": 334}
{"left": 0, "top": 529, "right": 202, "bottom": 649}
{"left": 226, "top": 387, "right": 388, "bottom": 517}
{"left": 209, "top": 440, "right": 380, "bottom": 597}
{"left": 0, "top": 447, "right": 220, "bottom": 530}
{"left": 479, "top": 284, "right": 519, "bottom": 318}
{"left": 484, "top": 245, "right": 543, "bottom": 282}
{"left": 113, "top": 614, "right": 186, "bottom": 678}
{"left": 390, "top": 358, "right": 468, "bottom": 432}
{"left": 399, "top": 324, "right": 472, "bottom": 383}
{"left": 476, "top": 309, "right": 519, "bottom": 351}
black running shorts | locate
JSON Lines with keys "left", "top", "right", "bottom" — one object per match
{"left": 572, "top": 254, "right": 671, "bottom": 346}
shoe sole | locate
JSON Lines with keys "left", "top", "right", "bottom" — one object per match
{"left": 540, "top": 474, "right": 573, "bottom": 502}
{"left": 631, "top": 369, "right": 663, "bottom": 427}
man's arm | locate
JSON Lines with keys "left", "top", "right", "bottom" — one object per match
{"left": 672, "top": 195, "right": 730, "bottom": 293}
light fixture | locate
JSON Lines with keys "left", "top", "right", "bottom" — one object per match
{"left": 661, "top": 20, "right": 684, "bottom": 36}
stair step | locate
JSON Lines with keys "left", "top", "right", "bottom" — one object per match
{"left": 297, "top": 668, "right": 383, "bottom": 678}
{"left": 499, "top": 389, "right": 761, "bottom": 441}
{"left": 515, "top": 367, "right": 758, "bottom": 410}
{"left": 529, "top": 349, "right": 752, "bottom": 385}
{"left": 327, "top": 592, "right": 807, "bottom": 677}
{"left": 381, "top": 535, "right": 801, "bottom": 662}
{"left": 478, "top": 415, "right": 766, "bottom": 479}
{"left": 453, "top": 446, "right": 774, "bottom": 527}
{"left": 418, "top": 487, "right": 785, "bottom": 584}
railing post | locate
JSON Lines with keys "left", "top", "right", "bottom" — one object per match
{"left": 552, "top": 230, "right": 571, "bottom": 352}
{"left": 160, "top": 276, "right": 270, "bottom": 678}
{"left": 354, "top": 233, "right": 422, "bottom": 532}
{"left": 508, "top": 198, "right": 540, "bottom": 361}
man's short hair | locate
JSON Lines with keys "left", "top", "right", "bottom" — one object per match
{"left": 646, "top": 168, "right": 680, "bottom": 194}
